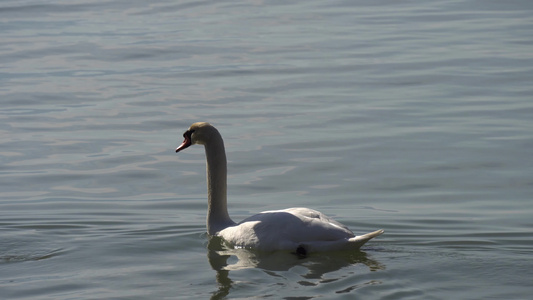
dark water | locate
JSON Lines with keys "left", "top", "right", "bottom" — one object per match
{"left": 1, "top": 1, "right": 532, "bottom": 299}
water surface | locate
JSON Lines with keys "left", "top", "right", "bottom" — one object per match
{"left": 1, "top": 0, "right": 532, "bottom": 299}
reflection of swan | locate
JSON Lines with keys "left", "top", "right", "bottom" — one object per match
{"left": 207, "top": 236, "right": 385, "bottom": 299}
{"left": 207, "top": 235, "right": 385, "bottom": 272}
{"left": 176, "top": 122, "right": 383, "bottom": 254}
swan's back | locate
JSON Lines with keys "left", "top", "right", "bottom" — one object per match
{"left": 218, "top": 208, "right": 382, "bottom": 252}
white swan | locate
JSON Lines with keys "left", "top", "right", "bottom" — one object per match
{"left": 176, "top": 122, "right": 383, "bottom": 254}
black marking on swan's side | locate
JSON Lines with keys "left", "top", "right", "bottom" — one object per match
{"left": 295, "top": 245, "right": 307, "bottom": 258}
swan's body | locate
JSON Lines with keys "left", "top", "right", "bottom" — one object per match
{"left": 176, "top": 122, "right": 383, "bottom": 254}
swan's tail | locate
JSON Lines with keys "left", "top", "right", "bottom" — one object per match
{"left": 347, "top": 229, "right": 384, "bottom": 249}
{"left": 302, "top": 229, "right": 384, "bottom": 253}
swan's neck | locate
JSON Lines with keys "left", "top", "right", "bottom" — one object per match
{"left": 204, "top": 134, "right": 234, "bottom": 235}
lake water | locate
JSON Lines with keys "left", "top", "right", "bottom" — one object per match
{"left": 1, "top": 0, "right": 532, "bottom": 299}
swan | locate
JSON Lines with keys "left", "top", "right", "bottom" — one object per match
{"left": 176, "top": 122, "right": 383, "bottom": 254}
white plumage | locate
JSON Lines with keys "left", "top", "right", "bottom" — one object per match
{"left": 176, "top": 122, "right": 383, "bottom": 254}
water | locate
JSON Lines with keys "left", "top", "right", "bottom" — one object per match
{"left": 1, "top": 0, "right": 532, "bottom": 299}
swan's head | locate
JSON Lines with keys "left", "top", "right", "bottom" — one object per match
{"left": 176, "top": 122, "right": 219, "bottom": 152}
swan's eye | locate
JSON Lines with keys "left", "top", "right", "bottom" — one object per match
{"left": 184, "top": 129, "right": 195, "bottom": 138}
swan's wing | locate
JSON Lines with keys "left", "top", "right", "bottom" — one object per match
{"left": 219, "top": 208, "right": 354, "bottom": 250}
{"left": 255, "top": 208, "right": 354, "bottom": 239}
{"left": 280, "top": 207, "right": 353, "bottom": 233}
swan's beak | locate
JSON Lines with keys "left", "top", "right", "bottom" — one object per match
{"left": 176, "top": 132, "right": 192, "bottom": 153}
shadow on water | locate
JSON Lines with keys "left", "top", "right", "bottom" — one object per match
{"left": 0, "top": 248, "right": 67, "bottom": 264}
{"left": 206, "top": 236, "right": 385, "bottom": 299}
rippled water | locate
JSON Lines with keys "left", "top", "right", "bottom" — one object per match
{"left": 1, "top": 1, "right": 532, "bottom": 299}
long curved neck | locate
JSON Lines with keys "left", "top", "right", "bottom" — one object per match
{"left": 204, "top": 133, "right": 235, "bottom": 235}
